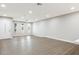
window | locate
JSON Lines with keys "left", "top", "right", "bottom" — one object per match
{"left": 22, "top": 24, "right": 24, "bottom": 30}
{"left": 14, "top": 23, "right": 17, "bottom": 32}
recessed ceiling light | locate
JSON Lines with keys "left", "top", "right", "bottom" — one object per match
{"left": 28, "top": 10, "right": 32, "bottom": 14}
{"left": 1, "top": 4, "right": 6, "bottom": 8}
{"left": 35, "top": 19, "right": 38, "bottom": 20}
{"left": 21, "top": 17, "right": 24, "bottom": 19}
{"left": 46, "top": 14, "right": 50, "bottom": 18}
{"left": 3, "top": 14, "right": 7, "bottom": 16}
{"left": 70, "top": 7, "right": 75, "bottom": 10}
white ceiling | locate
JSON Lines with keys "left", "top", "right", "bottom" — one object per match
{"left": 0, "top": 3, "right": 79, "bottom": 22}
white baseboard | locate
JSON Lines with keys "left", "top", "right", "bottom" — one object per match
{"left": 33, "top": 35, "right": 79, "bottom": 45}
{"left": 0, "top": 36, "right": 12, "bottom": 39}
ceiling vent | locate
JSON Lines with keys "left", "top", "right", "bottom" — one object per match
{"left": 37, "top": 3, "right": 42, "bottom": 6}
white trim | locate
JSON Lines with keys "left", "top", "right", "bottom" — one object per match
{"left": 0, "top": 36, "right": 12, "bottom": 40}
{"left": 33, "top": 35, "right": 79, "bottom": 45}
{"left": 46, "top": 36, "right": 79, "bottom": 45}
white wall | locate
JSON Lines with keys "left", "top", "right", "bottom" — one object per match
{"left": 33, "top": 12, "right": 79, "bottom": 42}
{"left": 0, "top": 17, "right": 13, "bottom": 39}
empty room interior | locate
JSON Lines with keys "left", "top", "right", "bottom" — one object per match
{"left": 0, "top": 3, "right": 79, "bottom": 55}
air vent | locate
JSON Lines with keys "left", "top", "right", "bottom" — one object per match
{"left": 37, "top": 3, "right": 42, "bottom": 6}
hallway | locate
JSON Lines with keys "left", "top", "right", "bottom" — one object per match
{"left": 0, "top": 36, "right": 78, "bottom": 55}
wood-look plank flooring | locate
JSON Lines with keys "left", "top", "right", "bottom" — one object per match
{"left": 0, "top": 36, "right": 79, "bottom": 55}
